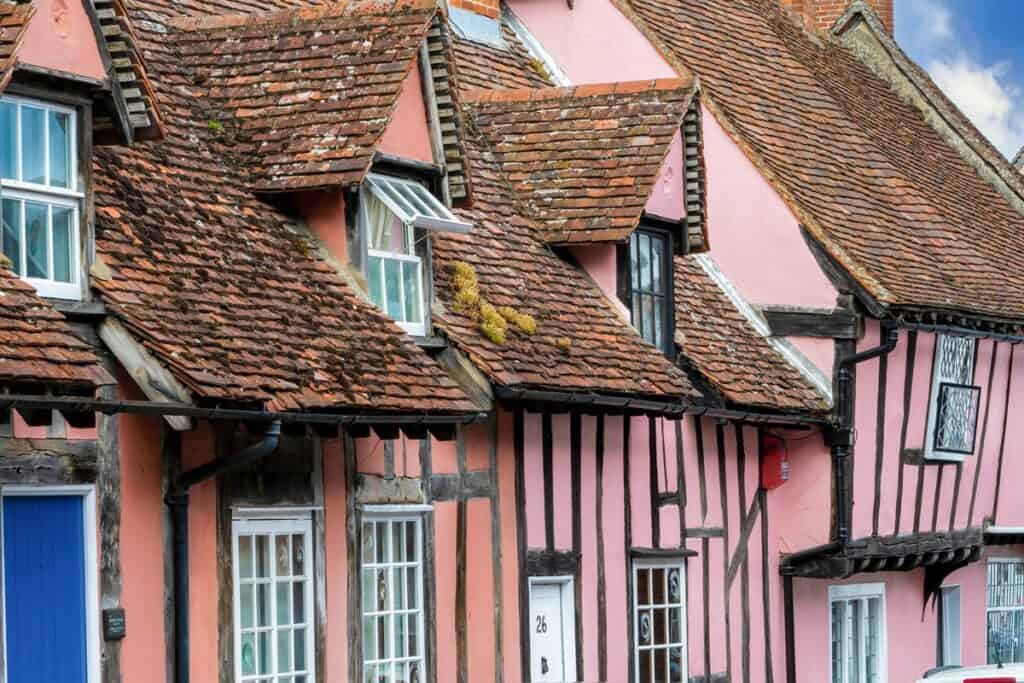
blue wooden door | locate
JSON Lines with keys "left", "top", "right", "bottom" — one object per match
{"left": 3, "top": 495, "right": 88, "bottom": 683}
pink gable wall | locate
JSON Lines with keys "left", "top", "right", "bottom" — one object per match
{"left": 507, "top": 0, "right": 676, "bottom": 83}
{"left": 20, "top": 0, "right": 105, "bottom": 82}
{"left": 645, "top": 130, "right": 685, "bottom": 220}
{"left": 377, "top": 63, "right": 434, "bottom": 165}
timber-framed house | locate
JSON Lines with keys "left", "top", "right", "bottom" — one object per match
{"left": 4, "top": 0, "right": 1024, "bottom": 682}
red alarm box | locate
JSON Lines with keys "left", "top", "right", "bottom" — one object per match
{"left": 762, "top": 435, "right": 789, "bottom": 490}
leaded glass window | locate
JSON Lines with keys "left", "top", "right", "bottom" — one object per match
{"left": 829, "top": 584, "right": 885, "bottom": 683}
{"left": 987, "top": 560, "right": 1024, "bottom": 665}
{"left": 232, "top": 516, "right": 315, "bottom": 683}
{"left": 360, "top": 512, "right": 426, "bottom": 683}
{"left": 621, "top": 225, "right": 674, "bottom": 355}
{"left": 633, "top": 559, "right": 686, "bottom": 683}
{"left": 926, "top": 335, "right": 979, "bottom": 460}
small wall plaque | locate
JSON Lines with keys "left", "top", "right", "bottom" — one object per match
{"left": 103, "top": 608, "right": 126, "bottom": 641}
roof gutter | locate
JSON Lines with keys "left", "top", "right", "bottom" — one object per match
{"left": 493, "top": 386, "right": 827, "bottom": 426}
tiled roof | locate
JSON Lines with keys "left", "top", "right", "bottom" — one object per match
{"left": 451, "top": 19, "right": 553, "bottom": 92}
{"left": 0, "top": 1, "right": 33, "bottom": 91}
{"left": 626, "top": 0, "right": 1024, "bottom": 322}
{"left": 0, "top": 269, "right": 112, "bottom": 390}
{"left": 89, "top": 1, "right": 476, "bottom": 414}
{"left": 431, "top": 118, "right": 700, "bottom": 401}
{"left": 675, "top": 255, "right": 827, "bottom": 413}
{"left": 168, "top": 0, "right": 437, "bottom": 193}
{"left": 463, "top": 79, "right": 696, "bottom": 244}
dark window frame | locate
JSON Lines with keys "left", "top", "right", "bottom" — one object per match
{"left": 618, "top": 220, "right": 676, "bottom": 357}
{"left": 932, "top": 381, "right": 981, "bottom": 456}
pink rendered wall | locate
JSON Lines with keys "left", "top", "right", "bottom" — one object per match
{"left": 183, "top": 425, "right": 219, "bottom": 683}
{"left": 507, "top": 0, "right": 676, "bottom": 83}
{"left": 851, "top": 321, "right": 1024, "bottom": 540}
{"left": 377, "top": 64, "right": 434, "bottom": 165}
{"left": 497, "top": 409, "right": 523, "bottom": 683}
{"left": 117, "top": 369, "right": 168, "bottom": 683}
{"left": 646, "top": 130, "right": 685, "bottom": 221}
{"left": 19, "top": 0, "right": 105, "bottom": 82}
{"left": 299, "top": 191, "right": 348, "bottom": 265}
{"left": 322, "top": 437, "right": 348, "bottom": 682}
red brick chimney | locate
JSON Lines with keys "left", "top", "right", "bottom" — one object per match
{"left": 448, "top": 0, "right": 499, "bottom": 20}
{"left": 780, "top": 0, "right": 893, "bottom": 33}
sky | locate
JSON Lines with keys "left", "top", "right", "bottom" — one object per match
{"left": 896, "top": 0, "right": 1024, "bottom": 159}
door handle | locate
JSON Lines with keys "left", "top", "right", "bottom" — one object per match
{"left": 541, "top": 656, "right": 549, "bottom": 675}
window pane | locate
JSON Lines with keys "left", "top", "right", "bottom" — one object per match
{"left": 293, "top": 627, "right": 306, "bottom": 671}
{"left": 867, "top": 598, "right": 880, "bottom": 683}
{"left": 292, "top": 535, "right": 304, "bottom": 576}
{"left": 241, "top": 584, "right": 255, "bottom": 629}
{"left": 293, "top": 582, "right": 305, "bottom": 624}
{"left": 651, "top": 234, "right": 663, "bottom": 292}
{"left": 21, "top": 106, "right": 46, "bottom": 186}
{"left": 276, "top": 535, "right": 290, "bottom": 577}
{"left": 831, "top": 602, "right": 843, "bottom": 683}
{"left": 256, "top": 535, "right": 270, "bottom": 577}
{"left": 239, "top": 536, "right": 254, "bottom": 579}
{"left": 0, "top": 102, "right": 15, "bottom": 180}
{"left": 277, "top": 629, "right": 291, "bottom": 673}
{"left": 24, "top": 202, "right": 48, "bottom": 279}
{"left": 653, "top": 298, "right": 664, "bottom": 351}
{"left": 258, "top": 631, "right": 272, "bottom": 674}
{"left": 52, "top": 206, "right": 72, "bottom": 283}
{"left": 384, "top": 258, "right": 403, "bottom": 320}
{"left": 363, "top": 616, "right": 377, "bottom": 662}
{"left": 257, "top": 583, "right": 271, "bottom": 627}
{"left": 641, "top": 294, "right": 655, "bottom": 344}
{"left": 48, "top": 110, "right": 71, "bottom": 189}
{"left": 242, "top": 633, "right": 257, "bottom": 675}
{"left": 276, "top": 582, "right": 291, "bottom": 626}
{"left": 2, "top": 198, "right": 21, "bottom": 274}
{"left": 402, "top": 260, "right": 422, "bottom": 325}
{"left": 367, "top": 256, "right": 384, "bottom": 311}
{"left": 638, "top": 232, "right": 651, "bottom": 290}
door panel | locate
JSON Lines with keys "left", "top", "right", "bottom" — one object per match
{"left": 530, "top": 582, "right": 571, "bottom": 682}
{"left": 3, "top": 495, "right": 88, "bottom": 683}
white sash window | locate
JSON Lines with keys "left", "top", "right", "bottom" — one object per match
{"left": 829, "top": 584, "right": 886, "bottom": 683}
{"left": 0, "top": 96, "right": 81, "bottom": 300}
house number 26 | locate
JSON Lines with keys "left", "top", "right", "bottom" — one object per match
{"left": 536, "top": 615, "right": 548, "bottom": 634}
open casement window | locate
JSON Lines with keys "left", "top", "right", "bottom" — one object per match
{"left": 232, "top": 515, "right": 315, "bottom": 683}
{"left": 360, "top": 509, "right": 427, "bottom": 683}
{"left": 360, "top": 174, "right": 471, "bottom": 337}
{"left": 987, "top": 560, "right": 1024, "bottom": 665}
{"left": 0, "top": 95, "right": 82, "bottom": 300}
{"left": 619, "top": 224, "right": 675, "bottom": 356}
{"left": 829, "top": 584, "right": 886, "bottom": 683}
{"left": 925, "top": 335, "right": 980, "bottom": 461}
{"left": 632, "top": 558, "right": 687, "bottom": 683}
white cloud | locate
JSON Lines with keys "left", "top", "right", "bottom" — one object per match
{"left": 927, "top": 54, "right": 1024, "bottom": 156}
{"left": 897, "top": 0, "right": 1024, "bottom": 157}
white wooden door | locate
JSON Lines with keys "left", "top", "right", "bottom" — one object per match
{"left": 529, "top": 580, "right": 575, "bottom": 682}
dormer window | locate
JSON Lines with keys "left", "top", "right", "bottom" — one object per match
{"left": 359, "top": 173, "right": 471, "bottom": 337}
{"left": 619, "top": 223, "right": 675, "bottom": 355}
{"left": 0, "top": 96, "right": 81, "bottom": 300}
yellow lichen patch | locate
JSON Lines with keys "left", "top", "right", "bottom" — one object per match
{"left": 497, "top": 306, "right": 537, "bottom": 336}
{"left": 556, "top": 337, "right": 572, "bottom": 354}
{"left": 0, "top": 253, "right": 11, "bottom": 270}
{"left": 479, "top": 302, "right": 507, "bottom": 345}
{"left": 448, "top": 261, "right": 537, "bottom": 345}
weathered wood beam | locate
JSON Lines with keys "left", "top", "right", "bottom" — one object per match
{"left": 760, "top": 305, "right": 860, "bottom": 339}
{"left": 98, "top": 318, "right": 193, "bottom": 431}
{"left": 0, "top": 438, "right": 98, "bottom": 484}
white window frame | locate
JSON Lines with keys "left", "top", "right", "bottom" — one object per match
{"left": 0, "top": 94, "right": 82, "bottom": 300}
{"left": 924, "top": 335, "right": 977, "bottom": 462}
{"left": 365, "top": 173, "right": 471, "bottom": 234}
{"left": 0, "top": 485, "right": 100, "bottom": 683}
{"left": 231, "top": 512, "right": 316, "bottom": 683}
{"left": 632, "top": 557, "right": 687, "bottom": 683}
{"left": 940, "top": 585, "right": 961, "bottom": 667}
{"left": 528, "top": 575, "right": 578, "bottom": 682}
{"left": 829, "top": 583, "right": 887, "bottom": 683}
{"left": 986, "top": 558, "right": 1024, "bottom": 665}
{"left": 359, "top": 506, "right": 428, "bottom": 683}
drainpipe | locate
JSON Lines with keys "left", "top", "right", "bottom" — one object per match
{"left": 165, "top": 420, "right": 282, "bottom": 683}
{"left": 831, "top": 323, "right": 898, "bottom": 544}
